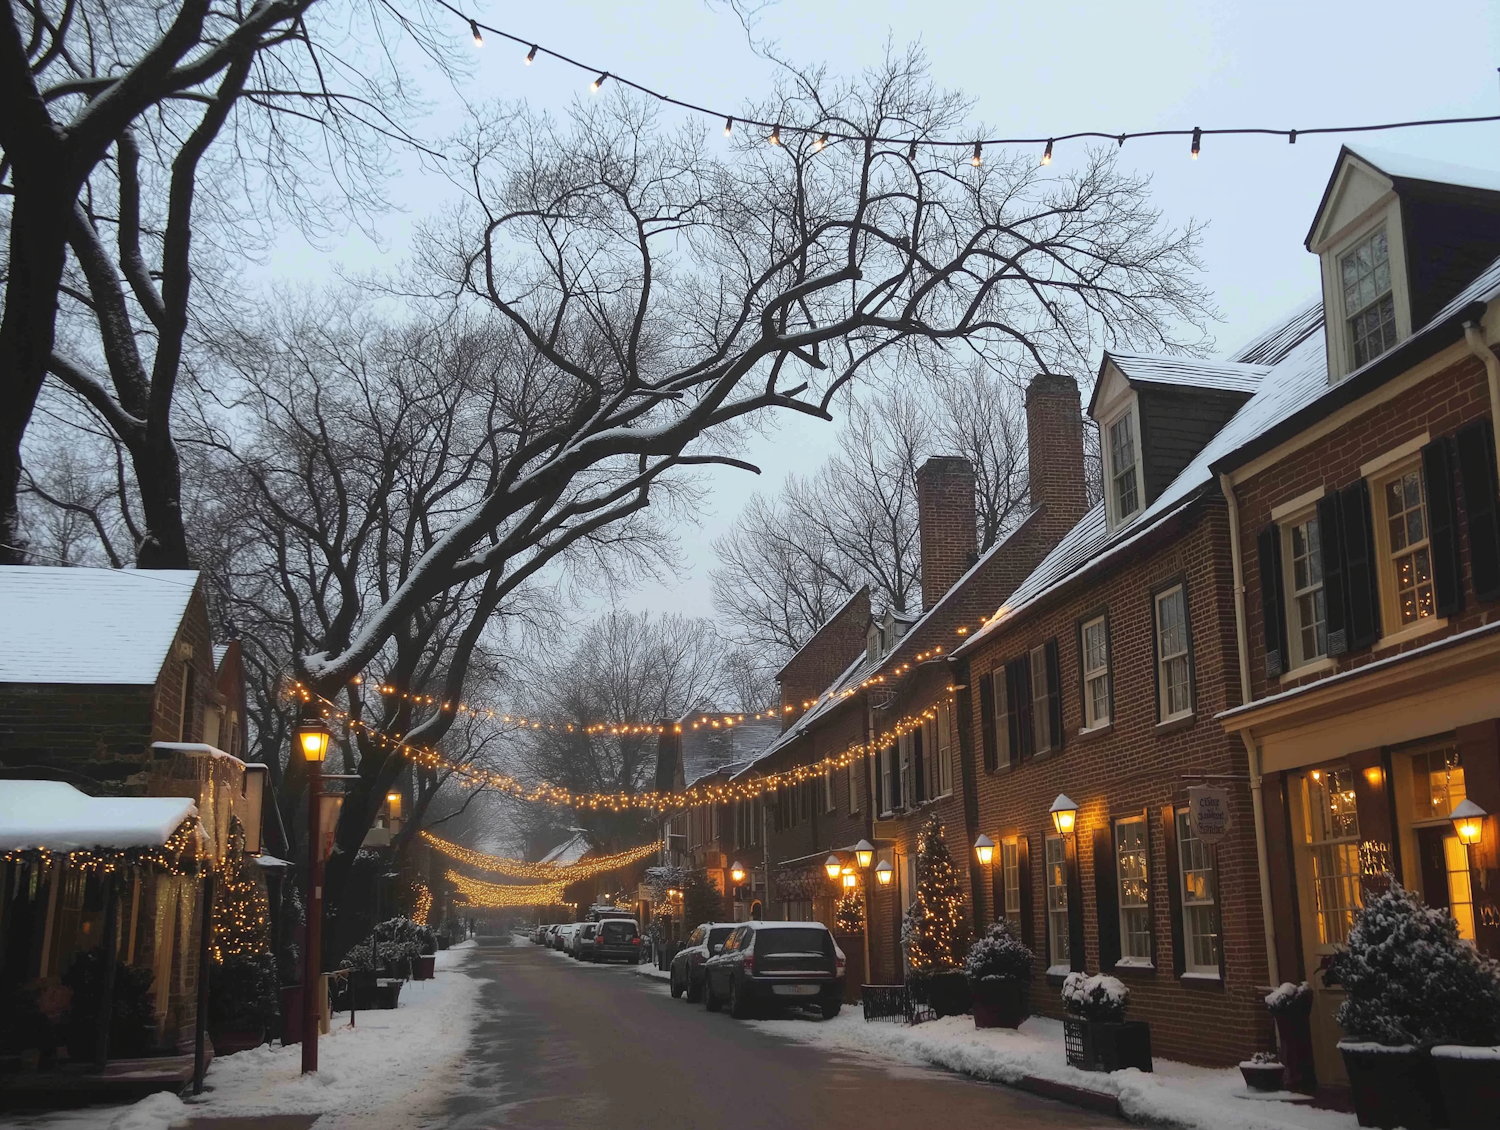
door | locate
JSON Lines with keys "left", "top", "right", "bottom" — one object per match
{"left": 1417, "top": 826, "right": 1476, "bottom": 940}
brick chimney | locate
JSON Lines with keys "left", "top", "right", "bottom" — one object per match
{"left": 917, "top": 456, "right": 978, "bottom": 611}
{"left": 1026, "top": 373, "right": 1087, "bottom": 532}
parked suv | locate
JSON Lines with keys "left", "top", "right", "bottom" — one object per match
{"left": 572, "top": 922, "right": 598, "bottom": 957}
{"left": 584, "top": 917, "right": 642, "bottom": 963}
{"left": 702, "top": 921, "right": 845, "bottom": 1019}
{"left": 670, "top": 922, "right": 739, "bottom": 1002}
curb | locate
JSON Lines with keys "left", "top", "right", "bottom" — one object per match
{"left": 1014, "top": 1073, "right": 1123, "bottom": 1118}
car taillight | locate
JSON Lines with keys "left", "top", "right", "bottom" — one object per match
{"left": 742, "top": 950, "right": 754, "bottom": 973}
{"left": 594, "top": 936, "right": 604, "bottom": 944}
{"left": 632, "top": 937, "right": 641, "bottom": 945}
{"left": 836, "top": 954, "right": 846, "bottom": 972}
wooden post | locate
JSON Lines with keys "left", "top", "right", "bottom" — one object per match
{"left": 193, "top": 870, "right": 216, "bottom": 1094}
{"left": 92, "top": 873, "right": 121, "bottom": 1069}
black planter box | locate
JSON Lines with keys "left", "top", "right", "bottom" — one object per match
{"left": 1433, "top": 1046, "right": 1500, "bottom": 1130}
{"left": 1063, "top": 1017, "right": 1153, "bottom": 1073}
{"left": 910, "top": 971, "right": 971, "bottom": 1018}
{"left": 1340, "top": 1042, "right": 1447, "bottom": 1130}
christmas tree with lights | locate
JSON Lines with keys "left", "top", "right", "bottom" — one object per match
{"left": 211, "top": 817, "right": 270, "bottom": 962}
{"left": 901, "top": 814, "right": 969, "bottom": 973}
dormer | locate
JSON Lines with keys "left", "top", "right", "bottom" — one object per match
{"left": 1307, "top": 146, "right": 1500, "bottom": 384}
{"left": 866, "top": 618, "right": 881, "bottom": 663}
{"left": 1089, "top": 352, "right": 1266, "bottom": 531}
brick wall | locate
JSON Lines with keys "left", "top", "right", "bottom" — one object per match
{"left": 917, "top": 457, "right": 978, "bottom": 612}
{"left": 1027, "top": 373, "right": 1089, "bottom": 534}
{"left": 777, "top": 588, "right": 870, "bottom": 730}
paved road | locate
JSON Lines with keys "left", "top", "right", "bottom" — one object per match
{"left": 432, "top": 939, "right": 1121, "bottom": 1130}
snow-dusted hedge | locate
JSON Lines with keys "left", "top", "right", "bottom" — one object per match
{"left": 1263, "top": 980, "right": 1312, "bottom": 1016}
{"left": 1061, "top": 971, "right": 1129, "bottom": 1023}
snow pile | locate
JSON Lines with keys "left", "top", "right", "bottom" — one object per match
{"left": 108, "top": 1093, "right": 187, "bottom": 1130}
{"left": 1265, "top": 982, "right": 1312, "bottom": 1015}
{"left": 746, "top": 1012, "right": 1357, "bottom": 1130}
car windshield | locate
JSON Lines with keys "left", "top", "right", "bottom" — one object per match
{"left": 707, "top": 927, "right": 735, "bottom": 948}
{"left": 600, "top": 921, "right": 637, "bottom": 941}
{"left": 752, "top": 928, "right": 834, "bottom": 957}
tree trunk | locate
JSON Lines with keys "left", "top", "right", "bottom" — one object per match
{"left": 133, "top": 426, "right": 192, "bottom": 567}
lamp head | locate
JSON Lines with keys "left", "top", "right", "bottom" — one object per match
{"left": 854, "top": 839, "right": 875, "bottom": 869}
{"left": 296, "top": 716, "right": 331, "bottom": 763}
{"left": 825, "top": 853, "right": 842, "bottom": 881}
{"left": 730, "top": 862, "right": 746, "bottom": 884}
{"left": 974, "top": 833, "right": 995, "bottom": 866}
{"left": 1050, "top": 794, "right": 1079, "bottom": 836}
{"left": 1452, "top": 798, "right": 1487, "bottom": 846}
{"left": 874, "top": 860, "right": 893, "bottom": 885}
{"left": 841, "top": 867, "right": 858, "bottom": 889}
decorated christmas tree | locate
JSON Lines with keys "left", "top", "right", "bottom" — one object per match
{"left": 210, "top": 817, "right": 271, "bottom": 962}
{"left": 901, "top": 814, "right": 969, "bottom": 974}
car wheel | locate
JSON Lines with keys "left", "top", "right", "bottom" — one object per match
{"left": 704, "top": 976, "right": 723, "bottom": 1012}
{"left": 670, "top": 968, "right": 684, "bottom": 998}
{"left": 820, "top": 995, "right": 842, "bottom": 1020}
{"left": 729, "top": 976, "right": 752, "bottom": 1020}
{"left": 685, "top": 972, "right": 702, "bottom": 1003}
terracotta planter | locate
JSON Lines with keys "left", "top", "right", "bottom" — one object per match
{"left": 279, "top": 985, "right": 303, "bottom": 1045}
{"left": 1239, "top": 1061, "right": 1285, "bottom": 1092}
{"left": 971, "top": 979, "right": 1028, "bottom": 1029}
{"left": 1432, "top": 1046, "right": 1500, "bottom": 1130}
{"left": 1273, "top": 1009, "right": 1317, "bottom": 1093}
{"left": 1339, "top": 1042, "right": 1446, "bottom": 1130}
{"left": 413, "top": 956, "right": 436, "bottom": 981}
{"left": 1063, "top": 1017, "right": 1153, "bottom": 1073}
{"left": 211, "top": 1027, "right": 266, "bottom": 1055}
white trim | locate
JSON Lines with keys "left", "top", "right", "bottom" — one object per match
{"left": 1270, "top": 485, "right": 1327, "bottom": 523}
{"left": 1101, "top": 397, "right": 1146, "bottom": 531}
{"left": 1360, "top": 433, "right": 1430, "bottom": 479}
{"left": 1180, "top": 972, "right": 1223, "bottom": 984}
{"left": 1114, "top": 957, "right": 1156, "bottom": 970}
{"left": 1375, "top": 616, "right": 1449, "bottom": 651}
{"left": 1317, "top": 193, "right": 1412, "bottom": 382}
{"left": 1045, "top": 963, "right": 1072, "bottom": 978}
{"left": 1280, "top": 656, "right": 1337, "bottom": 683}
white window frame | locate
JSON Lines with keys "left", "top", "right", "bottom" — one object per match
{"left": 1371, "top": 458, "right": 1441, "bottom": 639}
{"left": 897, "top": 731, "right": 913, "bottom": 811}
{"left": 1282, "top": 509, "right": 1329, "bottom": 669}
{"left": 1339, "top": 225, "right": 1399, "bottom": 370}
{"left": 879, "top": 747, "right": 893, "bottom": 818}
{"left": 935, "top": 702, "right": 953, "bottom": 797}
{"left": 1175, "top": 808, "right": 1221, "bottom": 975}
{"left": 1001, "top": 837, "right": 1021, "bottom": 935}
{"left": 1115, "top": 816, "right": 1152, "bottom": 966}
{"left": 1155, "top": 585, "right": 1193, "bottom": 722}
{"left": 1030, "top": 644, "right": 1052, "bottom": 754}
{"left": 1044, "top": 834, "right": 1070, "bottom": 971}
{"left": 1081, "top": 615, "right": 1110, "bottom": 730}
{"left": 1102, "top": 404, "right": 1145, "bottom": 528}
{"left": 1311, "top": 178, "right": 1412, "bottom": 382}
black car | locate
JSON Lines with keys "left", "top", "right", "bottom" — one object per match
{"left": 702, "top": 921, "right": 845, "bottom": 1020}
{"left": 584, "top": 917, "right": 643, "bottom": 963}
{"left": 669, "top": 922, "right": 738, "bottom": 1002}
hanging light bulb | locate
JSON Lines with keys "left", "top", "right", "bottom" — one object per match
{"left": 469, "top": 19, "right": 483, "bottom": 47}
{"left": 525, "top": 44, "right": 538, "bottom": 64}
{"left": 724, "top": 116, "right": 734, "bottom": 138}
{"left": 591, "top": 72, "right": 608, "bottom": 93}
{"left": 814, "top": 132, "right": 830, "bottom": 152}
{"left": 971, "top": 141, "right": 983, "bottom": 167}
{"left": 1041, "top": 139, "right": 1053, "bottom": 166}
{"left": 908, "top": 138, "right": 918, "bottom": 161}
{"left": 1191, "top": 126, "right": 1202, "bottom": 159}
{"left": 769, "top": 125, "right": 781, "bottom": 146}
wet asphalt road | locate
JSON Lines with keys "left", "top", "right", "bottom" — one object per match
{"left": 432, "top": 938, "right": 1121, "bottom": 1130}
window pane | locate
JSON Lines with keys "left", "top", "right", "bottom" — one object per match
{"left": 1116, "top": 819, "right": 1151, "bottom": 961}
{"left": 1045, "top": 836, "right": 1069, "bottom": 967}
{"left": 1303, "top": 767, "right": 1362, "bottom": 945}
{"left": 1175, "top": 810, "right": 1219, "bottom": 972}
{"left": 1385, "top": 467, "right": 1434, "bottom": 626}
{"left": 1032, "top": 647, "right": 1050, "bottom": 752}
{"left": 1342, "top": 228, "right": 1397, "bottom": 368}
{"left": 1110, "top": 414, "right": 1139, "bottom": 518}
{"left": 1002, "top": 840, "right": 1021, "bottom": 934}
{"left": 1290, "top": 517, "right": 1327, "bottom": 662}
{"left": 1411, "top": 747, "right": 1466, "bottom": 819}
{"left": 1443, "top": 834, "right": 1476, "bottom": 941}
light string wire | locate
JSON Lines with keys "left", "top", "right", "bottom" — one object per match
{"left": 431, "top": 2, "right": 1500, "bottom": 156}
{"left": 420, "top": 830, "right": 659, "bottom": 877}
{"left": 446, "top": 869, "right": 569, "bottom": 907}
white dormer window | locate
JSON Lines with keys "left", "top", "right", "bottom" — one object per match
{"left": 866, "top": 621, "right": 880, "bottom": 663}
{"left": 1341, "top": 227, "right": 1397, "bottom": 368}
{"left": 1104, "top": 407, "right": 1144, "bottom": 527}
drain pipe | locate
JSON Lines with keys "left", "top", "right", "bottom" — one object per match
{"left": 1463, "top": 319, "right": 1500, "bottom": 493}
{"left": 1220, "top": 472, "right": 1280, "bottom": 988}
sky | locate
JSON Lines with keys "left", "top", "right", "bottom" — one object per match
{"left": 265, "top": 0, "right": 1500, "bottom": 622}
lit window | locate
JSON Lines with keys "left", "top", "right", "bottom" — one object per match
{"left": 1109, "top": 412, "right": 1140, "bottom": 521}
{"left": 1001, "top": 838, "right": 1021, "bottom": 935}
{"left": 1116, "top": 817, "right": 1151, "bottom": 963}
{"left": 1342, "top": 227, "right": 1397, "bottom": 368}
{"left": 1286, "top": 515, "right": 1328, "bottom": 663}
{"left": 1155, "top": 586, "right": 1192, "bottom": 720}
{"left": 1045, "top": 835, "right": 1070, "bottom": 968}
{"left": 1303, "top": 766, "right": 1363, "bottom": 946}
{"left": 1081, "top": 616, "right": 1110, "bottom": 728}
{"left": 1383, "top": 467, "right": 1435, "bottom": 627}
{"left": 1412, "top": 747, "right": 1466, "bottom": 819}
{"left": 1175, "top": 810, "right": 1220, "bottom": 974}
{"left": 1443, "top": 835, "right": 1476, "bottom": 941}
{"left": 1031, "top": 645, "right": 1052, "bottom": 753}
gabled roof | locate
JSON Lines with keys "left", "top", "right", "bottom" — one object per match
{"left": 539, "top": 832, "right": 591, "bottom": 865}
{"left": 774, "top": 586, "right": 869, "bottom": 683}
{"left": 735, "top": 649, "right": 872, "bottom": 775}
{"left": 1227, "top": 300, "right": 1325, "bottom": 367}
{"left": 679, "top": 711, "right": 780, "bottom": 788}
{"left": 1106, "top": 353, "right": 1270, "bottom": 394}
{"left": 1306, "top": 145, "right": 1500, "bottom": 250}
{"left": 0, "top": 780, "right": 197, "bottom": 851}
{"left": 0, "top": 566, "right": 199, "bottom": 685}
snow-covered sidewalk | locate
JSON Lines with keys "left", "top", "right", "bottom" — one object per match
{"left": 744, "top": 1011, "right": 1357, "bottom": 1130}
{"left": 15, "top": 939, "right": 483, "bottom": 1130}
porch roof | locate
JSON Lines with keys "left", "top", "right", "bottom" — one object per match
{"left": 0, "top": 780, "right": 197, "bottom": 851}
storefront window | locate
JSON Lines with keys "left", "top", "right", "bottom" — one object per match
{"left": 1412, "top": 747, "right": 1466, "bottom": 819}
{"left": 1303, "top": 766, "right": 1363, "bottom": 946}
{"left": 1443, "top": 835, "right": 1476, "bottom": 941}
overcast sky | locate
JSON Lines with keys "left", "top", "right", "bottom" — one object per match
{"left": 266, "top": 0, "right": 1500, "bottom": 622}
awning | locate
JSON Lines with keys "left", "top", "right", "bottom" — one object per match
{"left": 0, "top": 780, "right": 197, "bottom": 852}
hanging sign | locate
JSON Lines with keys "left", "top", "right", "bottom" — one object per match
{"left": 1187, "top": 786, "right": 1231, "bottom": 845}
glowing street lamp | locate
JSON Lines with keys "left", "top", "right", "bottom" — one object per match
{"left": 294, "top": 711, "right": 332, "bottom": 1075}
{"left": 874, "top": 860, "right": 894, "bottom": 886}
{"left": 854, "top": 839, "right": 875, "bottom": 870}
{"left": 296, "top": 717, "right": 331, "bottom": 762}
{"left": 1452, "top": 799, "right": 1487, "bottom": 846}
{"left": 841, "top": 866, "right": 858, "bottom": 889}
{"left": 730, "top": 861, "right": 746, "bottom": 884}
{"left": 973, "top": 834, "right": 995, "bottom": 866}
{"left": 825, "top": 853, "right": 842, "bottom": 881}
{"left": 1050, "top": 794, "right": 1079, "bottom": 836}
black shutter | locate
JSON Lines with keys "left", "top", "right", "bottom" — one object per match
{"left": 1162, "top": 806, "right": 1186, "bottom": 978}
{"left": 1257, "top": 523, "right": 1288, "bottom": 678}
{"left": 996, "top": 669, "right": 1012, "bottom": 766}
{"left": 1340, "top": 480, "right": 1381, "bottom": 650}
{"left": 1317, "top": 492, "right": 1349, "bottom": 656}
{"left": 1458, "top": 421, "right": 1500, "bottom": 602}
{"left": 889, "top": 742, "right": 902, "bottom": 811}
{"left": 1005, "top": 662, "right": 1023, "bottom": 765}
{"left": 913, "top": 725, "right": 926, "bottom": 804}
{"left": 1016, "top": 833, "right": 1034, "bottom": 951}
{"left": 1045, "top": 638, "right": 1063, "bottom": 752}
{"left": 978, "top": 671, "right": 997, "bottom": 772}
{"left": 1065, "top": 833, "right": 1086, "bottom": 972}
{"left": 1015, "top": 658, "right": 1035, "bottom": 760}
{"left": 1093, "top": 824, "right": 1121, "bottom": 972}
{"left": 1422, "top": 437, "right": 1464, "bottom": 618}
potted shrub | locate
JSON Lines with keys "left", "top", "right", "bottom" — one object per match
{"left": 964, "top": 921, "right": 1033, "bottom": 1029}
{"left": 1061, "top": 972, "right": 1152, "bottom": 1073}
{"left": 1431, "top": 1046, "right": 1500, "bottom": 1130}
{"left": 338, "top": 940, "right": 380, "bottom": 1010}
{"left": 1265, "top": 981, "right": 1316, "bottom": 1093}
{"left": 209, "top": 952, "right": 279, "bottom": 1054}
{"left": 414, "top": 923, "right": 439, "bottom": 980}
{"left": 1327, "top": 881, "right": 1500, "bottom": 1130}
{"left": 1239, "top": 1051, "right": 1286, "bottom": 1093}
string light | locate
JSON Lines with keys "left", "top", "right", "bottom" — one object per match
{"left": 591, "top": 72, "right": 608, "bottom": 93}
{"left": 769, "top": 124, "right": 781, "bottom": 146}
{"left": 1191, "top": 126, "right": 1202, "bottom": 159}
{"left": 447, "top": 870, "right": 568, "bottom": 908}
{"left": 724, "top": 116, "right": 733, "bottom": 137}
{"left": 525, "top": 44, "right": 537, "bottom": 64}
{"left": 1, "top": 819, "right": 206, "bottom": 878}
{"left": 469, "top": 19, "right": 482, "bottom": 47}
{"left": 1041, "top": 139, "right": 1053, "bottom": 165}
{"left": 421, "top": 831, "right": 658, "bottom": 878}
{"left": 814, "top": 132, "right": 830, "bottom": 152}
{"left": 971, "top": 141, "right": 983, "bottom": 167}
{"left": 413, "top": 883, "right": 433, "bottom": 926}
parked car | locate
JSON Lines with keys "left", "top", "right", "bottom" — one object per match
{"left": 533, "top": 924, "right": 549, "bottom": 944}
{"left": 583, "top": 917, "right": 643, "bottom": 963}
{"left": 553, "top": 923, "right": 576, "bottom": 951}
{"left": 702, "top": 921, "right": 844, "bottom": 1020}
{"left": 546, "top": 924, "right": 564, "bottom": 948}
{"left": 574, "top": 922, "right": 600, "bottom": 958}
{"left": 670, "top": 922, "right": 739, "bottom": 1002}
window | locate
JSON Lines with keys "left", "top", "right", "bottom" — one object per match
{"left": 1081, "top": 616, "right": 1110, "bottom": 729}
{"left": 1155, "top": 585, "right": 1192, "bottom": 720}
{"left": 1412, "top": 747, "right": 1466, "bottom": 820}
{"left": 898, "top": 732, "right": 913, "bottom": 809}
{"left": 823, "top": 767, "right": 835, "bottom": 813}
{"left": 1045, "top": 835, "right": 1070, "bottom": 969}
{"left": 1302, "top": 765, "right": 1363, "bottom": 946}
{"left": 1379, "top": 465, "right": 1436, "bottom": 628}
{"left": 1442, "top": 834, "right": 1477, "bottom": 941}
{"left": 1031, "top": 646, "right": 1052, "bottom": 752}
{"left": 1341, "top": 227, "right": 1397, "bottom": 368}
{"left": 1286, "top": 515, "right": 1328, "bottom": 664}
{"left": 1174, "top": 809, "right": 1220, "bottom": 974}
{"left": 935, "top": 703, "right": 953, "bottom": 797}
{"left": 992, "top": 667, "right": 1011, "bottom": 767}
{"left": 1108, "top": 411, "right": 1141, "bottom": 522}
{"left": 1115, "top": 817, "right": 1151, "bottom": 964}
{"left": 1001, "top": 837, "right": 1022, "bottom": 935}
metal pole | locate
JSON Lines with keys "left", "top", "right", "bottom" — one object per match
{"left": 193, "top": 871, "right": 215, "bottom": 1094}
{"left": 302, "top": 763, "right": 322, "bottom": 1074}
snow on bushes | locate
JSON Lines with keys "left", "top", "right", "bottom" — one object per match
{"left": 1325, "top": 880, "right": 1500, "bottom": 1048}
{"left": 1264, "top": 980, "right": 1313, "bottom": 1016}
{"left": 964, "top": 920, "right": 1034, "bottom": 986}
{"left": 1061, "top": 971, "right": 1130, "bottom": 1023}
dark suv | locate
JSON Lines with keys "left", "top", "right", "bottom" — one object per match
{"left": 585, "top": 917, "right": 643, "bottom": 963}
{"left": 702, "top": 921, "right": 845, "bottom": 1019}
{"left": 669, "top": 922, "right": 738, "bottom": 1002}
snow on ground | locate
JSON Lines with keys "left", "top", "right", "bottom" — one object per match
{"left": 742, "top": 1012, "right": 1358, "bottom": 1130}
{"left": 14, "top": 941, "right": 482, "bottom": 1130}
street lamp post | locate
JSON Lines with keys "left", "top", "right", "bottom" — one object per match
{"left": 853, "top": 840, "right": 874, "bottom": 987}
{"left": 296, "top": 713, "right": 331, "bottom": 1075}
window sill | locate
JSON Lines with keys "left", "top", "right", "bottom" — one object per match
{"left": 1180, "top": 972, "right": 1223, "bottom": 990}
{"left": 1111, "top": 960, "right": 1156, "bottom": 977}
{"left": 1374, "top": 616, "right": 1448, "bottom": 652}
{"left": 1075, "top": 722, "right": 1114, "bottom": 743}
{"left": 1155, "top": 714, "right": 1196, "bottom": 736}
{"left": 1280, "top": 656, "right": 1337, "bottom": 683}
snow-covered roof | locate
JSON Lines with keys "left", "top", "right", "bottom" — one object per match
{"left": 539, "top": 832, "right": 591, "bottom": 866}
{"left": 1226, "top": 300, "right": 1325, "bottom": 367}
{"left": 1349, "top": 145, "right": 1500, "bottom": 196}
{"left": 0, "top": 566, "right": 199, "bottom": 685}
{"left": 739, "top": 648, "right": 874, "bottom": 774}
{"left": 680, "top": 713, "right": 780, "bottom": 789}
{"left": 152, "top": 742, "right": 247, "bottom": 769}
{"left": 213, "top": 644, "right": 229, "bottom": 670}
{"left": 0, "top": 780, "right": 197, "bottom": 851}
{"left": 1106, "top": 353, "right": 1270, "bottom": 395}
